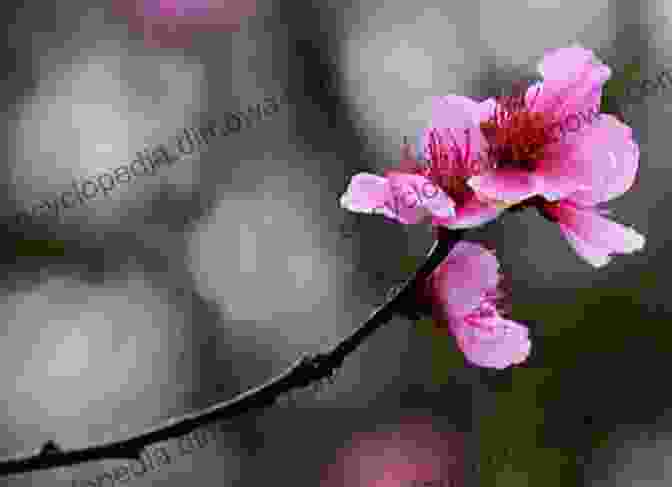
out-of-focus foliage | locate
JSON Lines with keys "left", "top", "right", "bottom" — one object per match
{"left": 13, "top": 238, "right": 67, "bottom": 257}
{"left": 397, "top": 254, "right": 424, "bottom": 277}
{"left": 414, "top": 315, "right": 466, "bottom": 385}
{"left": 476, "top": 269, "right": 660, "bottom": 486}
{"left": 601, "top": 60, "right": 643, "bottom": 121}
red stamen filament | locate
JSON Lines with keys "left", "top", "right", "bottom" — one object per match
{"left": 425, "top": 129, "right": 479, "bottom": 206}
{"left": 480, "top": 84, "right": 555, "bottom": 171}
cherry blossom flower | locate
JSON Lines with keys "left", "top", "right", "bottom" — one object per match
{"left": 417, "top": 241, "right": 531, "bottom": 369}
{"left": 466, "top": 44, "right": 631, "bottom": 208}
{"left": 415, "top": 45, "right": 633, "bottom": 213}
{"left": 339, "top": 124, "right": 504, "bottom": 229}
{"left": 113, "top": 0, "right": 256, "bottom": 48}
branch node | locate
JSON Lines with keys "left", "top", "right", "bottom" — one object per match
{"left": 303, "top": 352, "right": 341, "bottom": 384}
{"left": 39, "top": 441, "right": 62, "bottom": 456}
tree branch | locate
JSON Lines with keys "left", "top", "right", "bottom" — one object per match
{"left": 0, "top": 227, "right": 464, "bottom": 479}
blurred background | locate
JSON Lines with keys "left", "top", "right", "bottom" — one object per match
{"left": 0, "top": 0, "right": 669, "bottom": 486}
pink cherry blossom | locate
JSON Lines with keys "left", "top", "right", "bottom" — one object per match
{"left": 417, "top": 45, "right": 635, "bottom": 212}
{"left": 319, "top": 417, "right": 464, "bottom": 487}
{"left": 339, "top": 114, "right": 505, "bottom": 229}
{"left": 112, "top": 0, "right": 256, "bottom": 48}
{"left": 418, "top": 241, "right": 531, "bottom": 369}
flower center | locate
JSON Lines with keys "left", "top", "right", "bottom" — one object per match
{"left": 422, "top": 128, "right": 488, "bottom": 207}
{"left": 479, "top": 81, "right": 556, "bottom": 172}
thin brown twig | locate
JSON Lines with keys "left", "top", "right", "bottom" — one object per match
{"left": 0, "top": 227, "right": 464, "bottom": 479}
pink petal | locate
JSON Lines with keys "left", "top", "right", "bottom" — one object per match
{"left": 451, "top": 314, "right": 531, "bottom": 369}
{"left": 533, "top": 44, "right": 611, "bottom": 120}
{"left": 535, "top": 176, "right": 591, "bottom": 202}
{"left": 467, "top": 168, "right": 541, "bottom": 205}
{"left": 535, "top": 113, "right": 638, "bottom": 203}
{"left": 339, "top": 172, "right": 390, "bottom": 214}
{"left": 430, "top": 242, "right": 500, "bottom": 319}
{"left": 561, "top": 230, "right": 612, "bottom": 268}
{"left": 532, "top": 150, "right": 595, "bottom": 202}
{"left": 476, "top": 97, "right": 497, "bottom": 123}
{"left": 340, "top": 172, "right": 456, "bottom": 225}
{"left": 431, "top": 193, "right": 504, "bottom": 229}
{"left": 341, "top": 172, "right": 427, "bottom": 223}
{"left": 564, "top": 115, "right": 640, "bottom": 205}
{"left": 429, "top": 95, "right": 484, "bottom": 128}
{"left": 419, "top": 95, "right": 491, "bottom": 163}
{"left": 549, "top": 202, "right": 645, "bottom": 267}
{"left": 386, "top": 172, "right": 456, "bottom": 220}
{"left": 525, "top": 82, "right": 544, "bottom": 111}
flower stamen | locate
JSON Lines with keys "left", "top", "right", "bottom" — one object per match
{"left": 480, "top": 82, "right": 555, "bottom": 172}
{"left": 424, "top": 128, "right": 487, "bottom": 206}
